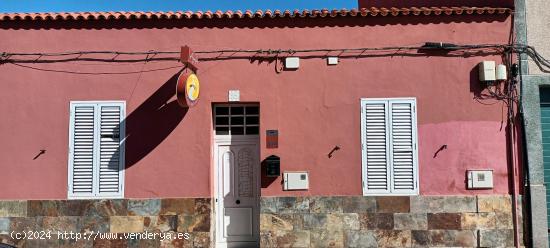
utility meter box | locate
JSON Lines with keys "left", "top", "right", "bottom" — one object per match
{"left": 327, "top": 57, "right": 339, "bottom": 65}
{"left": 467, "top": 170, "right": 494, "bottom": 189}
{"left": 285, "top": 57, "right": 300, "bottom": 69}
{"left": 265, "top": 155, "right": 280, "bottom": 177}
{"left": 283, "top": 171, "right": 309, "bottom": 190}
{"left": 496, "top": 64, "right": 508, "bottom": 80}
{"left": 479, "top": 61, "right": 496, "bottom": 81}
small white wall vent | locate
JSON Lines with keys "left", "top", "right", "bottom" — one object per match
{"left": 228, "top": 90, "right": 240, "bottom": 102}
{"left": 479, "top": 61, "right": 496, "bottom": 81}
{"left": 327, "top": 57, "right": 339, "bottom": 65}
{"left": 467, "top": 170, "right": 493, "bottom": 189}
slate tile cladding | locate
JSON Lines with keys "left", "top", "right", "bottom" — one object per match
{"left": 260, "top": 195, "right": 523, "bottom": 248}
{"left": 0, "top": 196, "right": 524, "bottom": 247}
{"left": 0, "top": 198, "right": 211, "bottom": 248}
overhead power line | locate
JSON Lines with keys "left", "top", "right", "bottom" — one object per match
{"left": 3, "top": 43, "right": 510, "bottom": 57}
{"left": 1, "top": 43, "right": 549, "bottom": 74}
{"left": 9, "top": 63, "right": 184, "bottom": 75}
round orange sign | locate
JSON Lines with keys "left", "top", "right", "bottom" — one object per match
{"left": 176, "top": 72, "right": 200, "bottom": 107}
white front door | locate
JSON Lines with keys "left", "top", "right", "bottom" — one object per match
{"left": 215, "top": 138, "right": 260, "bottom": 248}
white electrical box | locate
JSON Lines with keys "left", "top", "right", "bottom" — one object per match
{"left": 327, "top": 57, "right": 339, "bottom": 65}
{"left": 285, "top": 57, "right": 300, "bottom": 69}
{"left": 479, "top": 61, "right": 496, "bottom": 81}
{"left": 283, "top": 171, "right": 309, "bottom": 190}
{"left": 496, "top": 64, "right": 507, "bottom": 80}
{"left": 467, "top": 170, "right": 493, "bottom": 189}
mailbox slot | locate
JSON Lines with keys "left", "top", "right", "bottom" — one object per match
{"left": 265, "top": 155, "right": 280, "bottom": 177}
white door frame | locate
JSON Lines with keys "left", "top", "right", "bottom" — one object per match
{"left": 213, "top": 135, "right": 260, "bottom": 248}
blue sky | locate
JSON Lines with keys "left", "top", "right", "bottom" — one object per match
{"left": 0, "top": 0, "right": 357, "bottom": 13}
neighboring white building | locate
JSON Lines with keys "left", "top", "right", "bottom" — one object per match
{"left": 525, "top": 0, "right": 550, "bottom": 74}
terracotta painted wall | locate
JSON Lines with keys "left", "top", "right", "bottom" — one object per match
{"left": 0, "top": 14, "right": 513, "bottom": 199}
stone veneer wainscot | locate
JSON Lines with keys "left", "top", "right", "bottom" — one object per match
{"left": 260, "top": 195, "right": 523, "bottom": 247}
{"left": 0, "top": 195, "right": 523, "bottom": 247}
{"left": 0, "top": 198, "right": 211, "bottom": 247}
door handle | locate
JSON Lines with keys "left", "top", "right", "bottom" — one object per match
{"left": 236, "top": 199, "right": 241, "bottom": 205}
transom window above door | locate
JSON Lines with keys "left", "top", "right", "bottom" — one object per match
{"left": 214, "top": 104, "right": 259, "bottom": 135}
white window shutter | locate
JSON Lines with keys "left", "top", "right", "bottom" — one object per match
{"left": 389, "top": 101, "right": 417, "bottom": 194}
{"left": 98, "top": 104, "right": 124, "bottom": 195}
{"left": 68, "top": 102, "right": 125, "bottom": 199}
{"left": 361, "top": 100, "right": 391, "bottom": 194}
{"left": 69, "top": 105, "right": 96, "bottom": 196}
{"left": 361, "top": 98, "right": 418, "bottom": 195}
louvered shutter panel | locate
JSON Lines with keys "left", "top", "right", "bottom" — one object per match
{"left": 98, "top": 105, "right": 123, "bottom": 194}
{"left": 361, "top": 99, "right": 418, "bottom": 195}
{"left": 69, "top": 102, "right": 125, "bottom": 199}
{"left": 362, "top": 101, "right": 391, "bottom": 194}
{"left": 389, "top": 101, "right": 417, "bottom": 193}
{"left": 70, "top": 105, "right": 96, "bottom": 195}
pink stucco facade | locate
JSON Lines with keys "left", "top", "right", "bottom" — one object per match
{"left": 0, "top": 14, "right": 514, "bottom": 199}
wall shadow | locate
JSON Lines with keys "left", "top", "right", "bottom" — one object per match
{"left": 122, "top": 71, "right": 188, "bottom": 169}
{"left": 469, "top": 65, "right": 484, "bottom": 98}
{"left": 260, "top": 158, "right": 278, "bottom": 188}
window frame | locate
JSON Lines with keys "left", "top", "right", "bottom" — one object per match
{"left": 213, "top": 103, "right": 260, "bottom": 138}
{"left": 67, "top": 101, "right": 126, "bottom": 199}
{"left": 360, "top": 97, "right": 419, "bottom": 196}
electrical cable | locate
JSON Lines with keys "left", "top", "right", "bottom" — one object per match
{"left": 2, "top": 43, "right": 510, "bottom": 58}
{"left": 1, "top": 43, "right": 549, "bottom": 76}
{"left": 10, "top": 62, "right": 183, "bottom": 75}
